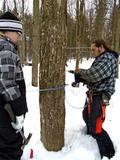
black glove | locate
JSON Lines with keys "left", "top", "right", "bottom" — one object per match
{"left": 68, "top": 70, "right": 75, "bottom": 74}
{"left": 75, "top": 73, "right": 87, "bottom": 84}
{"left": 71, "top": 82, "right": 79, "bottom": 87}
{"left": 71, "top": 73, "right": 88, "bottom": 87}
{"left": 68, "top": 70, "right": 87, "bottom": 86}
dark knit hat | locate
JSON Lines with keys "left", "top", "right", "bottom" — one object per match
{"left": 0, "top": 11, "right": 23, "bottom": 33}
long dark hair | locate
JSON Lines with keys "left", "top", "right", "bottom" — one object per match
{"left": 92, "top": 39, "right": 110, "bottom": 51}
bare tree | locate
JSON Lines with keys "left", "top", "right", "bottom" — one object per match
{"left": 75, "top": 0, "right": 86, "bottom": 68}
{"left": 111, "top": 0, "right": 117, "bottom": 48}
{"left": 111, "top": 0, "right": 120, "bottom": 51}
{"left": 2, "top": 0, "right": 7, "bottom": 12}
{"left": 94, "top": 0, "right": 108, "bottom": 39}
{"left": 114, "top": 4, "right": 120, "bottom": 52}
{"left": 18, "top": 0, "right": 26, "bottom": 65}
{"left": 32, "top": 0, "right": 40, "bottom": 86}
{"left": 13, "top": 0, "right": 17, "bottom": 15}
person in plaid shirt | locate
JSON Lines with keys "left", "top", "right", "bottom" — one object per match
{"left": 69, "top": 39, "right": 118, "bottom": 159}
{"left": 0, "top": 11, "right": 28, "bottom": 160}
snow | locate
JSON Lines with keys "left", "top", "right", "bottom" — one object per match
{"left": 21, "top": 58, "right": 120, "bottom": 160}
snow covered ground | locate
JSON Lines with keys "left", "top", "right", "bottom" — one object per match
{"left": 21, "top": 58, "right": 120, "bottom": 160}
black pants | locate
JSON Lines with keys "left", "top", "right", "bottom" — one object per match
{"left": 0, "top": 95, "right": 23, "bottom": 160}
{"left": 93, "top": 129, "right": 115, "bottom": 159}
{"left": 0, "top": 127, "right": 23, "bottom": 160}
{"left": 83, "top": 95, "right": 115, "bottom": 159}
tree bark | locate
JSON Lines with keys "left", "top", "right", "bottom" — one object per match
{"left": 94, "top": 0, "right": 107, "bottom": 39}
{"left": 32, "top": 0, "right": 40, "bottom": 86}
{"left": 40, "top": 0, "right": 67, "bottom": 151}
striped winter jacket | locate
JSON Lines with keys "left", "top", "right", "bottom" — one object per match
{"left": 0, "top": 36, "right": 28, "bottom": 116}
{"left": 80, "top": 51, "right": 118, "bottom": 97}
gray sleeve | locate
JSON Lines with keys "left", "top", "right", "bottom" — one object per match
{"left": 0, "top": 50, "right": 21, "bottom": 101}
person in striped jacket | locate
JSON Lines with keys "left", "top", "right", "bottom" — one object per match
{"left": 0, "top": 11, "right": 28, "bottom": 160}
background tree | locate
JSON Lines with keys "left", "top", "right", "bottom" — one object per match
{"left": 75, "top": 0, "right": 86, "bottom": 68}
{"left": 32, "top": 0, "right": 40, "bottom": 86}
{"left": 93, "top": 0, "right": 108, "bottom": 39}
{"left": 110, "top": 0, "right": 117, "bottom": 47}
{"left": 19, "top": 0, "right": 25, "bottom": 65}
{"left": 2, "top": 0, "right": 7, "bottom": 12}
{"left": 13, "top": 0, "right": 17, "bottom": 14}
{"left": 113, "top": 2, "right": 120, "bottom": 52}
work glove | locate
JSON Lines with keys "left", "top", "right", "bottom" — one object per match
{"left": 71, "top": 82, "right": 79, "bottom": 87}
{"left": 68, "top": 70, "right": 88, "bottom": 86}
{"left": 68, "top": 70, "right": 75, "bottom": 74}
{"left": 68, "top": 68, "right": 80, "bottom": 74}
{"left": 11, "top": 115, "right": 24, "bottom": 132}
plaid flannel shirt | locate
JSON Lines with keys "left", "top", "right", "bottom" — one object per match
{"left": 0, "top": 36, "right": 24, "bottom": 102}
{"left": 80, "top": 51, "right": 118, "bottom": 96}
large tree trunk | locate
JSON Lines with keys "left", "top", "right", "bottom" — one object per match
{"left": 39, "top": 0, "right": 67, "bottom": 151}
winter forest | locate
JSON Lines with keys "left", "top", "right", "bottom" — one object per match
{"left": 0, "top": 0, "right": 120, "bottom": 159}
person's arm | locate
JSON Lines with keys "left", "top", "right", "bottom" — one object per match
{"left": 0, "top": 50, "right": 28, "bottom": 116}
{"left": 77, "top": 57, "right": 113, "bottom": 83}
{"left": 68, "top": 70, "right": 89, "bottom": 86}
{"left": 9, "top": 59, "right": 28, "bottom": 116}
